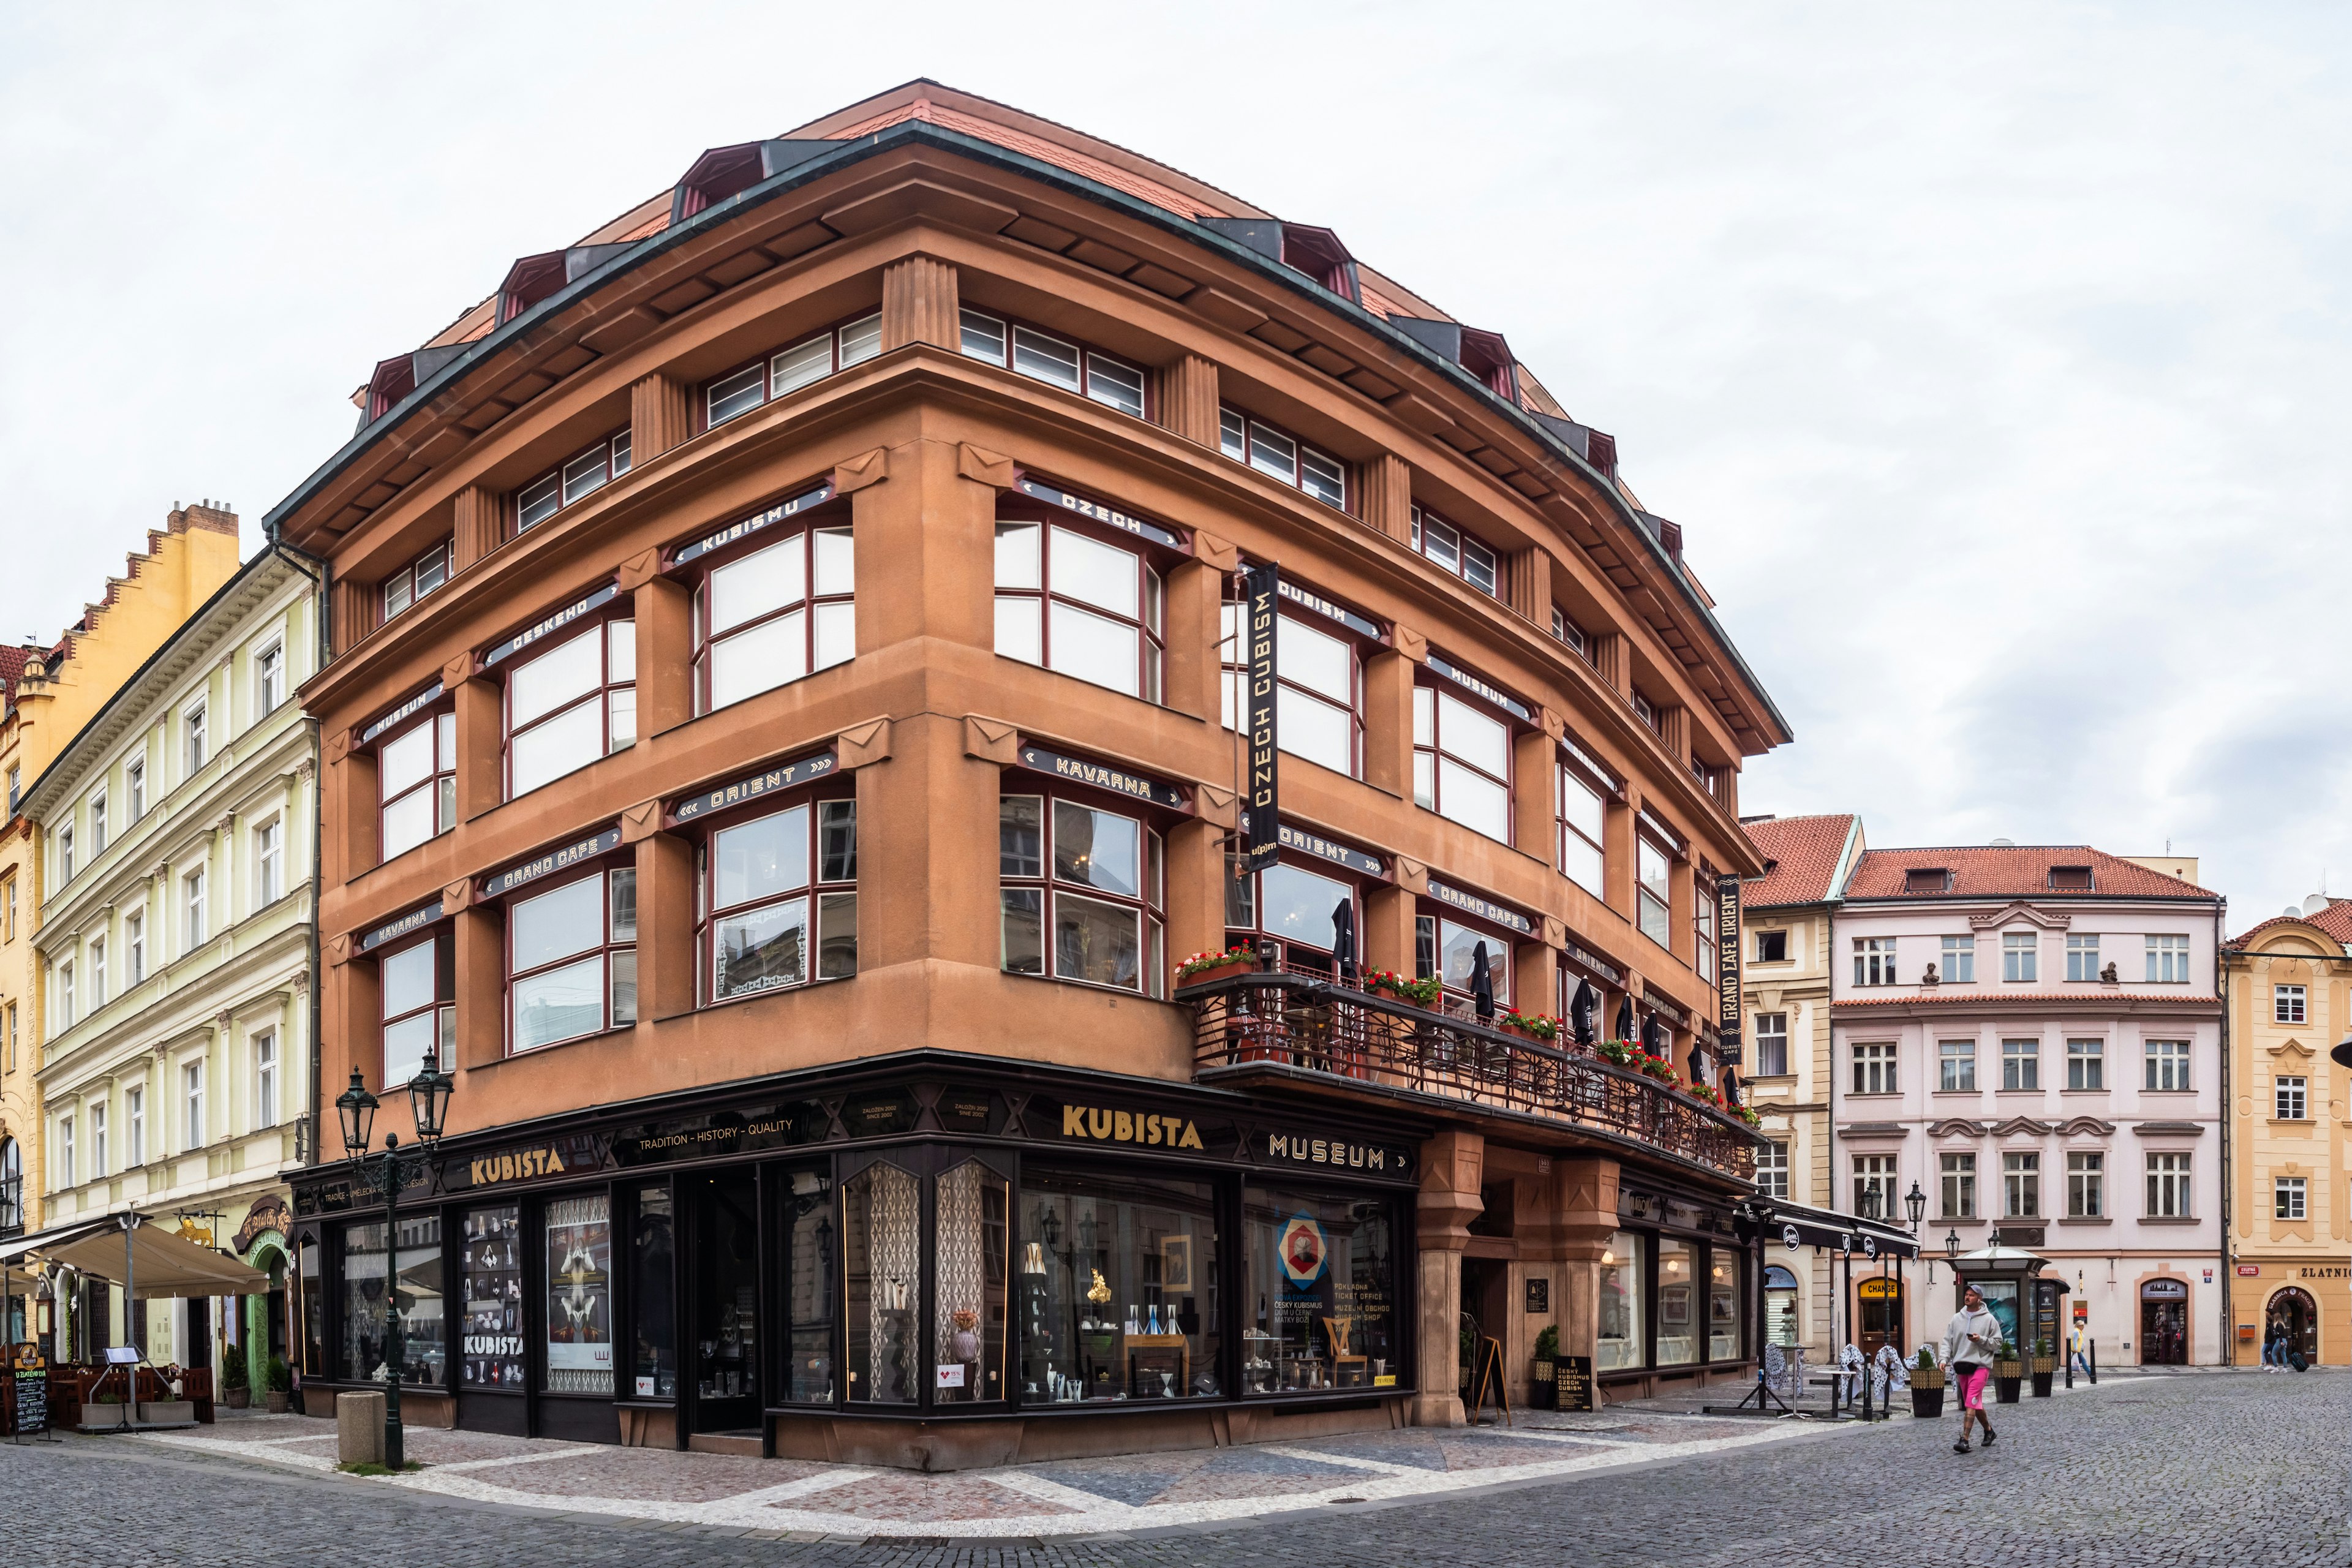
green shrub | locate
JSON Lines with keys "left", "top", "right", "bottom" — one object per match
{"left": 267, "top": 1355, "right": 292, "bottom": 1393}
{"left": 1915, "top": 1344, "right": 1937, "bottom": 1370}
{"left": 221, "top": 1343, "right": 248, "bottom": 1389}
{"left": 1534, "top": 1325, "right": 1559, "bottom": 1362}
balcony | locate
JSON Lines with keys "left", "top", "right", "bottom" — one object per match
{"left": 1183, "top": 970, "right": 1759, "bottom": 1185}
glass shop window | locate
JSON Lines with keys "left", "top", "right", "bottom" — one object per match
{"left": 1000, "top": 794, "right": 1166, "bottom": 997}
{"left": 341, "top": 1215, "right": 443, "bottom": 1385}
{"left": 459, "top": 1204, "right": 526, "bottom": 1390}
{"left": 543, "top": 1191, "right": 614, "bottom": 1393}
{"left": 505, "top": 617, "right": 636, "bottom": 799}
{"left": 1242, "top": 1187, "right": 1396, "bottom": 1395}
{"left": 1708, "top": 1248, "right": 1742, "bottom": 1362}
{"left": 507, "top": 866, "right": 637, "bottom": 1053}
{"left": 1656, "top": 1237, "right": 1698, "bottom": 1368}
{"left": 993, "top": 519, "right": 1165, "bottom": 701}
{"left": 780, "top": 1168, "right": 837, "bottom": 1404}
{"left": 843, "top": 1159, "right": 922, "bottom": 1406}
{"left": 698, "top": 796, "right": 858, "bottom": 1003}
{"left": 693, "top": 523, "right": 855, "bottom": 714}
{"left": 1597, "top": 1230, "right": 1645, "bottom": 1371}
{"left": 379, "top": 932, "right": 452, "bottom": 1090}
{"left": 628, "top": 1187, "right": 676, "bottom": 1400}
{"left": 1226, "top": 856, "right": 1362, "bottom": 977}
{"left": 1019, "top": 1167, "right": 1221, "bottom": 1404}
{"left": 1415, "top": 912, "right": 1513, "bottom": 1009}
{"left": 932, "top": 1158, "right": 1009, "bottom": 1405}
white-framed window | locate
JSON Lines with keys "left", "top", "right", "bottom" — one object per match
{"left": 88, "top": 789, "right": 107, "bottom": 858}
{"left": 704, "top": 311, "right": 881, "bottom": 429}
{"left": 1754, "top": 1139, "right": 1789, "bottom": 1200}
{"left": 1416, "top": 911, "right": 1515, "bottom": 1009}
{"left": 380, "top": 933, "right": 452, "bottom": 1089}
{"left": 1623, "top": 835, "right": 1675, "bottom": 949}
{"left": 1407, "top": 504, "right": 1500, "bottom": 598}
{"left": 1632, "top": 690, "right": 1661, "bottom": 735}
{"left": 998, "top": 793, "right": 1165, "bottom": 997}
{"left": 2068, "top": 1037, "right": 2105, "bottom": 1090}
{"left": 1940, "top": 1152, "right": 1977, "bottom": 1219}
{"left": 2146, "top": 1152, "right": 2192, "bottom": 1217}
{"left": 255, "top": 639, "right": 286, "bottom": 715}
{"left": 2065, "top": 933, "right": 2101, "bottom": 982}
{"left": 255, "top": 818, "right": 283, "bottom": 907}
{"left": 378, "top": 707, "right": 457, "bottom": 862}
{"left": 184, "top": 866, "right": 207, "bottom": 952}
{"left": 1853, "top": 937, "right": 1897, "bottom": 987}
{"left": 516, "top": 429, "right": 633, "bottom": 532}
{"left": 1550, "top": 605, "right": 1594, "bottom": 665}
{"left": 254, "top": 1030, "right": 278, "bottom": 1128}
{"left": 1753, "top": 1012, "right": 1789, "bottom": 1077}
{"left": 2003, "top": 930, "right": 2038, "bottom": 983}
{"left": 2002, "top": 1151, "right": 2040, "bottom": 1217}
{"left": 693, "top": 524, "right": 854, "bottom": 714}
{"left": 1852, "top": 1153, "right": 1897, "bottom": 1218}
{"left": 508, "top": 867, "right": 638, "bottom": 1054}
{"left": 1411, "top": 683, "right": 1513, "bottom": 846}
{"left": 126, "top": 755, "right": 146, "bottom": 822}
{"left": 1852, "top": 1041, "right": 1897, "bottom": 1095}
{"left": 2002, "top": 1036, "right": 2040, "bottom": 1091}
{"left": 126, "top": 910, "right": 145, "bottom": 984}
{"left": 2144, "top": 1038, "right": 2190, "bottom": 1091}
{"left": 57, "top": 824, "right": 73, "bottom": 883}
{"left": 1219, "top": 601, "right": 1363, "bottom": 778}
{"left": 126, "top": 1085, "right": 144, "bottom": 1167}
{"left": 1218, "top": 405, "right": 1346, "bottom": 509}
{"left": 184, "top": 699, "right": 209, "bottom": 776}
{"left": 56, "top": 1117, "right": 72, "bottom": 1189}
{"left": 504, "top": 618, "right": 636, "bottom": 799}
{"left": 381, "top": 540, "right": 451, "bottom": 621}
{"left": 2275, "top": 984, "right": 2305, "bottom": 1024}
{"left": 2068, "top": 1152, "right": 2103, "bottom": 1218}
{"left": 2275, "top": 1177, "right": 2307, "bottom": 1221}
{"left": 1940, "top": 934, "right": 1975, "bottom": 982}
{"left": 696, "top": 795, "right": 858, "bottom": 1003}
{"left": 995, "top": 519, "right": 1165, "bottom": 702}
{"left": 2145, "top": 934, "right": 2189, "bottom": 984}
{"left": 1694, "top": 883, "right": 1716, "bottom": 984}
{"left": 183, "top": 1058, "right": 205, "bottom": 1150}
{"left": 55, "top": 960, "right": 74, "bottom": 1029}
{"left": 957, "top": 309, "right": 1148, "bottom": 418}
{"left": 89, "top": 1101, "right": 106, "bottom": 1178}
{"left": 88, "top": 935, "right": 106, "bottom": 1009}
{"left": 2275, "top": 1075, "right": 2307, "bottom": 1120}
{"left": 1557, "top": 761, "right": 1607, "bottom": 897}
{"left": 1939, "top": 1038, "right": 1977, "bottom": 1091}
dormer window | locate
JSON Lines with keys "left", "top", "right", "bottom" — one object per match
{"left": 2048, "top": 865, "right": 2094, "bottom": 891}
{"left": 1409, "top": 506, "right": 1500, "bottom": 598}
{"left": 516, "top": 430, "right": 633, "bottom": 533}
{"left": 1904, "top": 868, "right": 1950, "bottom": 894}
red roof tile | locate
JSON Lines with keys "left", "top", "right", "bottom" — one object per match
{"left": 1741, "top": 814, "right": 1858, "bottom": 908}
{"left": 1845, "top": 845, "right": 2215, "bottom": 902}
{"left": 2228, "top": 899, "right": 2352, "bottom": 949}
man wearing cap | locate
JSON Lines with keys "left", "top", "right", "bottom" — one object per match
{"left": 1941, "top": 1283, "right": 2004, "bottom": 1454}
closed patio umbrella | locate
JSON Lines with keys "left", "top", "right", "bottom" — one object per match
{"left": 1470, "top": 941, "right": 1494, "bottom": 1021}
{"left": 1330, "top": 897, "right": 1356, "bottom": 986}
{"left": 1569, "top": 978, "right": 1597, "bottom": 1046}
{"left": 1613, "top": 996, "right": 1635, "bottom": 1044}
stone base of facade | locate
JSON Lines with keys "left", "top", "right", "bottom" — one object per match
{"left": 774, "top": 1396, "right": 1404, "bottom": 1471}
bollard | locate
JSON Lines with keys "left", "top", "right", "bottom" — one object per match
{"left": 336, "top": 1390, "right": 385, "bottom": 1467}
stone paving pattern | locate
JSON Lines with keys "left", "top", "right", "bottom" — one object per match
{"left": 9, "top": 1371, "right": 2342, "bottom": 1565}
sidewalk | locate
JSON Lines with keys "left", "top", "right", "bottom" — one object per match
{"left": 130, "top": 1405, "right": 1842, "bottom": 1540}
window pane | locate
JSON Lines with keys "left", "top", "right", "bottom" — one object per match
{"left": 709, "top": 538, "right": 805, "bottom": 636}
{"left": 510, "top": 698, "right": 604, "bottom": 796}
{"left": 381, "top": 788, "right": 436, "bottom": 861}
{"left": 514, "top": 955, "right": 603, "bottom": 1049}
{"left": 960, "top": 309, "right": 1007, "bottom": 363}
{"left": 1438, "top": 920, "right": 1509, "bottom": 1006}
{"left": 836, "top": 313, "right": 883, "bottom": 367}
{"left": 1562, "top": 772, "right": 1604, "bottom": 847}
{"left": 1053, "top": 801, "right": 1140, "bottom": 897}
{"left": 843, "top": 1162, "right": 921, "bottom": 1403}
{"left": 1280, "top": 616, "right": 1352, "bottom": 703}
{"left": 1248, "top": 423, "right": 1296, "bottom": 481}
{"left": 385, "top": 571, "right": 415, "bottom": 618}
{"left": 382, "top": 942, "right": 435, "bottom": 1020}
{"left": 1023, "top": 1168, "right": 1221, "bottom": 1403}
{"left": 1259, "top": 863, "right": 1348, "bottom": 954}
{"left": 513, "top": 875, "right": 605, "bottom": 971}
{"left": 383, "top": 1011, "right": 435, "bottom": 1087}
{"left": 1562, "top": 832, "right": 1602, "bottom": 897}
{"left": 1047, "top": 602, "right": 1139, "bottom": 696}
{"left": 541, "top": 1193, "right": 614, "bottom": 1393}
{"left": 607, "top": 688, "right": 636, "bottom": 750}
{"left": 1243, "top": 1186, "right": 1394, "bottom": 1392}
{"left": 1437, "top": 693, "right": 1508, "bottom": 777}
{"left": 1420, "top": 513, "right": 1460, "bottom": 570}
{"left": 1413, "top": 685, "right": 1434, "bottom": 746}
{"left": 1458, "top": 534, "right": 1497, "bottom": 595}
{"left": 609, "top": 867, "right": 637, "bottom": 943}
{"left": 1298, "top": 448, "right": 1345, "bottom": 508}
{"left": 516, "top": 477, "right": 562, "bottom": 531}
{"left": 1437, "top": 757, "right": 1509, "bottom": 840}
{"left": 606, "top": 619, "right": 635, "bottom": 680}
{"left": 769, "top": 336, "right": 832, "bottom": 396}
{"left": 713, "top": 897, "right": 808, "bottom": 999}
{"left": 1278, "top": 687, "right": 1353, "bottom": 775}
{"left": 415, "top": 548, "right": 447, "bottom": 596}
{"left": 380, "top": 725, "right": 434, "bottom": 799}
{"left": 1049, "top": 527, "right": 1139, "bottom": 618}
{"left": 610, "top": 948, "right": 637, "bottom": 1026}
{"left": 1412, "top": 752, "right": 1435, "bottom": 810}
{"left": 818, "top": 801, "right": 857, "bottom": 883}
{"left": 560, "top": 447, "right": 609, "bottom": 505}
{"left": 1219, "top": 408, "right": 1246, "bottom": 460}
{"left": 1054, "top": 891, "right": 1142, "bottom": 990}
{"left": 1001, "top": 888, "right": 1044, "bottom": 973}
{"left": 816, "top": 890, "right": 858, "bottom": 979}
{"left": 709, "top": 611, "right": 808, "bottom": 710}
{"left": 462, "top": 1203, "right": 527, "bottom": 1389}
{"left": 706, "top": 364, "right": 766, "bottom": 426}
{"left": 993, "top": 522, "right": 1041, "bottom": 589}
{"left": 609, "top": 431, "right": 631, "bottom": 477}
{"left": 715, "top": 805, "right": 810, "bottom": 910}
{"left": 1085, "top": 354, "right": 1145, "bottom": 417}
{"left": 1656, "top": 1238, "right": 1698, "bottom": 1366}
{"left": 509, "top": 628, "right": 603, "bottom": 729}
{"left": 812, "top": 601, "right": 855, "bottom": 672}
{"left": 1012, "top": 327, "right": 1082, "bottom": 391}
{"left": 812, "top": 526, "right": 854, "bottom": 597}
{"left": 1000, "top": 797, "right": 1042, "bottom": 878}
{"left": 995, "top": 596, "right": 1042, "bottom": 665}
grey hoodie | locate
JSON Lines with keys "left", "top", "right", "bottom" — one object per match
{"left": 1942, "top": 1305, "right": 2003, "bottom": 1369}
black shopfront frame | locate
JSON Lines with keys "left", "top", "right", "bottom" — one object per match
{"left": 288, "top": 1051, "right": 1423, "bottom": 1447}
{"left": 1602, "top": 1184, "right": 1755, "bottom": 1386}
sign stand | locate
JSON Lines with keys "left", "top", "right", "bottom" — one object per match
{"left": 1468, "top": 1335, "right": 1512, "bottom": 1427}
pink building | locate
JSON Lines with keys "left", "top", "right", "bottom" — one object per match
{"left": 1828, "top": 846, "right": 2224, "bottom": 1366}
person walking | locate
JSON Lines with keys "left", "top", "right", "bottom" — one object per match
{"left": 1942, "top": 1284, "right": 2004, "bottom": 1454}
{"left": 2067, "top": 1319, "right": 2092, "bottom": 1382}
{"left": 2262, "top": 1314, "right": 2285, "bottom": 1371}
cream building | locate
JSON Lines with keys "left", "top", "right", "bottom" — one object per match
{"left": 1738, "top": 813, "right": 1863, "bottom": 1357}
{"left": 2220, "top": 896, "right": 2350, "bottom": 1365}
{"left": 27, "top": 543, "right": 318, "bottom": 1375}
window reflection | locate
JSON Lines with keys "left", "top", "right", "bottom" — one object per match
{"left": 1020, "top": 1169, "right": 1219, "bottom": 1402}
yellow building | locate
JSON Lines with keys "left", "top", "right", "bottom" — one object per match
{"left": 2222, "top": 895, "right": 2350, "bottom": 1365}
{"left": 0, "top": 502, "right": 241, "bottom": 1260}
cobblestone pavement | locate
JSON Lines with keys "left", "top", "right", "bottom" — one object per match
{"left": 10, "top": 1371, "right": 2343, "bottom": 1566}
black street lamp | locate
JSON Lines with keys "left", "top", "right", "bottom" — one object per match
{"left": 1904, "top": 1182, "right": 1928, "bottom": 1231}
{"left": 336, "top": 1049, "right": 455, "bottom": 1471}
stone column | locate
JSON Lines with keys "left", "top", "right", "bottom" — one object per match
{"left": 1411, "top": 1128, "right": 1486, "bottom": 1427}
{"left": 1360, "top": 453, "right": 1412, "bottom": 545}
{"left": 1553, "top": 1155, "right": 1622, "bottom": 1374}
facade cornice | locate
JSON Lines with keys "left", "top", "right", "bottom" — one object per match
{"left": 1831, "top": 992, "right": 2222, "bottom": 1020}
{"left": 36, "top": 908, "right": 310, "bottom": 1090}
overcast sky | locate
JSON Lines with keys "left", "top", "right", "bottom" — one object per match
{"left": 4, "top": 2, "right": 2345, "bottom": 927}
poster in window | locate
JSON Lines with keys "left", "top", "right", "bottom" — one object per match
{"left": 461, "top": 1204, "right": 526, "bottom": 1389}
{"left": 1279, "top": 1213, "right": 1327, "bottom": 1286}
{"left": 1160, "top": 1234, "right": 1194, "bottom": 1293}
{"left": 545, "top": 1194, "right": 614, "bottom": 1392}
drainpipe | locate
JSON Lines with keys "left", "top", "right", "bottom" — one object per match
{"left": 266, "top": 539, "right": 328, "bottom": 1169}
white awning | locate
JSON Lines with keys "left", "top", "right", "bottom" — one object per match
{"left": 6, "top": 1216, "right": 270, "bottom": 1298}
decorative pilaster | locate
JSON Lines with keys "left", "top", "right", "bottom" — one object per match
{"left": 880, "top": 255, "right": 959, "bottom": 352}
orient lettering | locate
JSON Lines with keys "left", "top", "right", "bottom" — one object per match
{"left": 1061, "top": 1102, "right": 1205, "bottom": 1150}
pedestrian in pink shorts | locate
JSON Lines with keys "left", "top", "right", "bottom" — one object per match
{"left": 1940, "top": 1284, "right": 2003, "bottom": 1454}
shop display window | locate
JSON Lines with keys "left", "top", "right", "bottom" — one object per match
{"left": 628, "top": 1186, "right": 676, "bottom": 1399}
{"left": 780, "top": 1169, "right": 837, "bottom": 1403}
{"left": 544, "top": 1193, "right": 614, "bottom": 1393}
{"left": 1708, "top": 1248, "right": 1742, "bottom": 1362}
{"left": 1656, "top": 1237, "right": 1697, "bottom": 1366}
{"left": 460, "top": 1203, "right": 526, "bottom": 1389}
{"left": 1597, "top": 1231, "right": 1644, "bottom": 1371}
{"left": 698, "top": 796, "right": 857, "bottom": 1003}
{"left": 999, "top": 794, "right": 1165, "bottom": 996}
{"left": 1019, "top": 1167, "right": 1221, "bottom": 1404}
{"left": 1242, "top": 1187, "right": 1395, "bottom": 1394}
{"left": 692, "top": 524, "right": 854, "bottom": 714}
{"left": 932, "top": 1159, "right": 1009, "bottom": 1404}
{"left": 843, "top": 1159, "right": 921, "bottom": 1404}
{"left": 690, "top": 1174, "right": 760, "bottom": 1406}
{"left": 339, "top": 1215, "right": 443, "bottom": 1385}
{"left": 505, "top": 617, "right": 636, "bottom": 799}
{"left": 508, "top": 867, "right": 637, "bottom": 1052}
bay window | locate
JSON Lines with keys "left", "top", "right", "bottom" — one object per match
{"left": 380, "top": 932, "right": 452, "bottom": 1088}
{"left": 698, "top": 794, "right": 858, "bottom": 1003}
{"left": 693, "top": 524, "right": 854, "bottom": 713}
{"left": 1412, "top": 683, "right": 1512, "bottom": 843}
{"left": 508, "top": 866, "right": 637, "bottom": 1053}
{"left": 957, "top": 309, "right": 1147, "bottom": 419}
{"left": 1218, "top": 406, "right": 1346, "bottom": 509}
{"left": 994, "top": 520, "right": 1164, "bottom": 701}
{"left": 378, "top": 708, "right": 456, "bottom": 862}
{"left": 1219, "top": 596, "right": 1363, "bottom": 778}
{"left": 505, "top": 618, "right": 635, "bottom": 798}
{"left": 1409, "top": 505, "right": 1501, "bottom": 598}
{"left": 704, "top": 311, "right": 881, "bottom": 429}
{"left": 1000, "top": 793, "right": 1164, "bottom": 996}
{"left": 516, "top": 429, "right": 632, "bottom": 533}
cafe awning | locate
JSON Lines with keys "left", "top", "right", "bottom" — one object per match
{"left": 1765, "top": 1197, "right": 1922, "bottom": 1259}
{"left": 6, "top": 1215, "right": 269, "bottom": 1298}
{"left": 0, "top": 1217, "right": 115, "bottom": 1268}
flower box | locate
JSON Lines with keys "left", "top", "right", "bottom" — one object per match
{"left": 1175, "top": 949, "right": 1257, "bottom": 987}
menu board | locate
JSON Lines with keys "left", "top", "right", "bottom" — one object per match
{"left": 12, "top": 1344, "right": 45, "bottom": 1434}
{"left": 545, "top": 1194, "right": 614, "bottom": 1393}
{"left": 1556, "top": 1354, "right": 1594, "bottom": 1412}
{"left": 460, "top": 1205, "right": 525, "bottom": 1389}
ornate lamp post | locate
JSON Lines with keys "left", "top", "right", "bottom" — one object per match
{"left": 334, "top": 1047, "right": 455, "bottom": 1469}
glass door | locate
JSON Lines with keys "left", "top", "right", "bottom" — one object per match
{"left": 685, "top": 1169, "right": 761, "bottom": 1433}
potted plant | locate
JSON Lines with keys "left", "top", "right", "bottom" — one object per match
{"left": 1684, "top": 1082, "right": 1723, "bottom": 1109}
{"left": 1595, "top": 1038, "right": 1634, "bottom": 1067}
{"left": 1909, "top": 1344, "right": 1946, "bottom": 1417}
{"left": 1175, "top": 946, "right": 1257, "bottom": 987}
{"left": 1635, "top": 1054, "right": 1681, "bottom": 1088}
{"left": 1365, "top": 970, "right": 1441, "bottom": 1009}
{"left": 1735, "top": 1104, "right": 1764, "bottom": 1129}
{"left": 2029, "top": 1336, "right": 2056, "bottom": 1398}
{"left": 1532, "top": 1325, "right": 1559, "bottom": 1409}
{"left": 221, "top": 1343, "right": 251, "bottom": 1409}
{"left": 1498, "top": 1010, "right": 1558, "bottom": 1042}
{"left": 1994, "top": 1339, "right": 2024, "bottom": 1404}
{"left": 265, "top": 1355, "right": 292, "bottom": 1414}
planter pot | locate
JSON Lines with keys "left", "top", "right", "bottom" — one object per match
{"left": 1531, "top": 1360, "right": 1555, "bottom": 1408}
{"left": 1179, "top": 959, "right": 1254, "bottom": 988}
{"left": 1910, "top": 1386, "right": 1946, "bottom": 1418}
{"left": 225, "top": 1387, "right": 251, "bottom": 1409}
{"left": 265, "top": 1392, "right": 289, "bottom": 1414}
{"left": 2030, "top": 1371, "right": 2054, "bottom": 1398}
{"left": 80, "top": 1404, "right": 127, "bottom": 1431}
{"left": 1994, "top": 1364, "right": 2023, "bottom": 1404}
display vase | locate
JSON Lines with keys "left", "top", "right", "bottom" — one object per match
{"left": 225, "top": 1387, "right": 250, "bottom": 1410}
{"left": 950, "top": 1330, "right": 981, "bottom": 1365}
{"left": 1531, "top": 1360, "right": 1555, "bottom": 1409}
{"left": 1994, "top": 1362, "right": 2023, "bottom": 1404}
{"left": 1909, "top": 1368, "right": 1945, "bottom": 1417}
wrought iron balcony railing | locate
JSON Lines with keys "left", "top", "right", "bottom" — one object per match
{"left": 1182, "top": 970, "right": 1758, "bottom": 1183}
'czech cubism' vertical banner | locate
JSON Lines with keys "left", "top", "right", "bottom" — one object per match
{"left": 1243, "top": 562, "right": 1280, "bottom": 873}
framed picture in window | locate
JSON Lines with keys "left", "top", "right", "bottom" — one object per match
{"left": 1159, "top": 1234, "right": 1194, "bottom": 1293}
